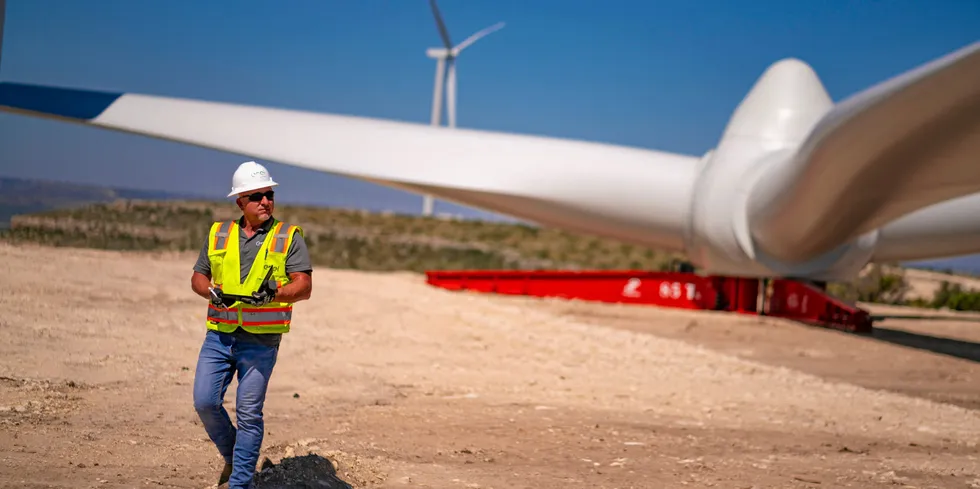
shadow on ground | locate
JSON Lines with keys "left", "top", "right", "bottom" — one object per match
{"left": 872, "top": 313, "right": 980, "bottom": 324}
{"left": 870, "top": 326, "right": 980, "bottom": 364}
{"left": 253, "top": 454, "right": 354, "bottom": 489}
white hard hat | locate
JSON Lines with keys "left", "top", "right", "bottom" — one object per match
{"left": 227, "top": 161, "right": 278, "bottom": 197}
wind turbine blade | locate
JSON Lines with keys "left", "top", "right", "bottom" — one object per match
{"left": 873, "top": 192, "right": 980, "bottom": 262}
{"left": 446, "top": 60, "right": 456, "bottom": 128}
{"left": 0, "top": 81, "right": 701, "bottom": 252}
{"left": 453, "top": 22, "right": 505, "bottom": 55}
{"left": 746, "top": 40, "right": 980, "bottom": 263}
{"left": 428, "top": 0, "right": 452, "bottom": 49}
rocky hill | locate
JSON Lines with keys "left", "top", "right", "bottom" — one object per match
{"left": 0, "top": 176, "right": 200, "bottom": 230}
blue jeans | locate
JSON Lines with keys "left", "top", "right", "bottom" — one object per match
{"left": 193, "top": 330, "right": 279, "bottom": 489}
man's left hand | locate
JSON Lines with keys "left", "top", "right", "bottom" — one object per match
{"left": 244, "top": 280, "right": 278, "bottom": 306}
{"left": 246, "top": 289, "right": 275, "bottom": 306}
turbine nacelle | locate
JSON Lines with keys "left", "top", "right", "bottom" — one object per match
{"left": 426, "top": 47, "right": 452, "bottom": 59}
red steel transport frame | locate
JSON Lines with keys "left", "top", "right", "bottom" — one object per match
{"left": 425, "top": 270, "right": 873, "bottom": 334}
{"left": 766, "top": 278, "right": 873, "bottom": 333}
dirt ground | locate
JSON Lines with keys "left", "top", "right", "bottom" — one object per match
{"left": 1, "top": 242, "right": 979, "bottom": 489}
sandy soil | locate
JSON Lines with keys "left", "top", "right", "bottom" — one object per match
{"left": 1, "top": 242, "right": 979, "bottom": 489}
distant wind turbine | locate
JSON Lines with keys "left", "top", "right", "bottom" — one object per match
{"left": 421, "top": 0, "right": 505, "bottom": 216}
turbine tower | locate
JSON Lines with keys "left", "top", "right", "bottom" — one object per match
{"left": 422, "top": 0, "right": 504, "bottom": 216}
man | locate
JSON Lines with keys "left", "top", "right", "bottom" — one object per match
{"left": 189, "top": 161, "right": 313, "bottom": 488}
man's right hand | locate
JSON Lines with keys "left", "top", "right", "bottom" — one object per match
{"left": 209, "top": 287, "right": 227, "bottom": 308}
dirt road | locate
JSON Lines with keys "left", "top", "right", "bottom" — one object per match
{"left": 1, "top": 242, "right": 979, "bottom": 488}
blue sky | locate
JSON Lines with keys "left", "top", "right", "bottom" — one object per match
{"left": 1, "top": 0, "right": 979, "bottom": 268}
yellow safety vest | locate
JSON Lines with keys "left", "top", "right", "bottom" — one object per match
{"left": 205, "top": 218, "right": 304, "bottom": 334}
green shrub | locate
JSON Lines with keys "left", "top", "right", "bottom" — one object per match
{"left": 929, "top": 281, "right": 980, "bottom": 311}
{"left": 827, "top": 264, "right": 909, "bottom": 304}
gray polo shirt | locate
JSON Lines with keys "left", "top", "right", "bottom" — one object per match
{"left": 193, "top": 216, "right": 313, "bottom": 347}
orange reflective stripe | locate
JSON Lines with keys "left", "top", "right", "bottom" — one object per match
{"left": 267, "top": 222, "right": 285, "bottom": 254}
{"left": 283, "top": 225, "right": 299, "bottom": 252}
{"left": 268, "top": 222, "right": 298, "bottom": 254}
{"left": 212, "top": 221, "right": 234, "bottom": 250}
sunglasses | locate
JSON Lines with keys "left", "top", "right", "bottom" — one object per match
{"left": 242, "top": 190, "right": 275, "bottom": 202}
